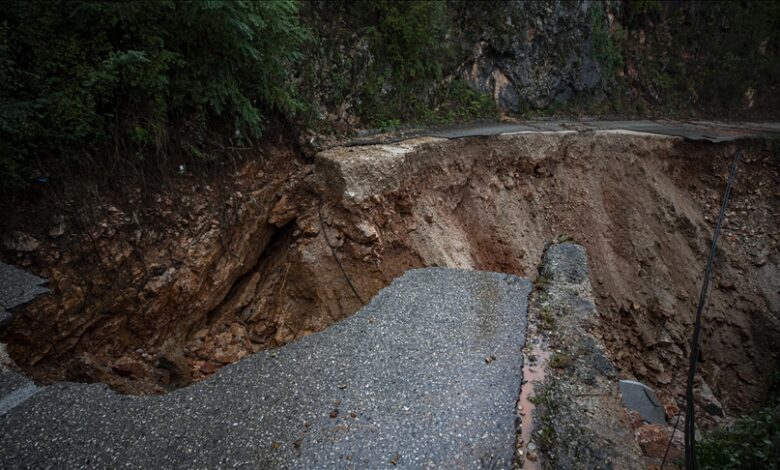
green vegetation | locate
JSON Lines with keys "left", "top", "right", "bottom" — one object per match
{"left": 681, "top": 1, "right": 780, "bottom": 112}
{"left": 698, "top": 367, "right": 780, "bottom": 469}
{"left": 2, "top": 0, "right": 777, "bottom": 190}
{"left": 549, "top": 352, "right": 571, "bottom": 369}
{"left": 624, "top": 0, "right": 661, "bottom": 27}
{"left": 590, "top": 2, "right": 626, "bottom": 86}
{"left": 539, "top": 306, "right": 556, "bottom": 331}
{"left": 0, "top": 0, "right": 498, "bottom": 189}
{"left": 301, "top": 0, "right": 496, "bottom": 129}
{"left": 413, "top": 78, "right": 497, "bottom": 126}
{"left": 0, "top": 0, "right": 308, "bottom": 189}
{"left": 601, "top": 0, "right": 780, "bottom": 117}
{"left": 535, "top": 273, "right": 552, "bottom": 291}
{"left": 699, "top": 403, "right": 780, "bottom": 469}
{"left": 377, "top": 119, "right": 402, "bottom": 133}
{"left": 557, "top": 234, "right": 575, "bottom": 243}
{"left": 539, "top": 423, "right": 556, "bottom": 451}
{"left": 528, "top": 393, "right": 543, "bottom": 405}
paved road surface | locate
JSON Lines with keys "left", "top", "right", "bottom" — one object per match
{"left": 0, "top": 268, "right": 531, "bottom": 469}
{"left": 347, "top": 118, "right": 780, "bottom": 146}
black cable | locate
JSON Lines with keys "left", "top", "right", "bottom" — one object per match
{"left": 317, "top": 203, "right": 366, "bottom": 305}
{"left": 660, "top": 412, "right": 682, "bottom": 470}
{"left": 683, "top": 149, "right": 741, "bottom": 470}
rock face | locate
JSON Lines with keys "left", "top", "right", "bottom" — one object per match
{"left": 303, "top": 1, "right": 608, "bottom": 125}
{"left": 458, "top": 1, "right": 602, "bottom": 111}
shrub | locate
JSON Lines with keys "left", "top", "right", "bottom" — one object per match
{"left": 591, "top": 2, "right": 625, "bottom": 85}
{"left": 698, "top": 366, "right": 780, "bottom": 469}
{"left": 590, "top": 3, "right": 626, "bottom": 85}
{"left": 698, "top": 403, "right": 780, "bottom": 469}
{"left": 549, "top": 352, "right": 571, "bottom": 369}
{"left": 353, "top": 0, "right": 458, "bottom": 124}
{"left": 0, "top": 0, "right": 308, "bottom": 189}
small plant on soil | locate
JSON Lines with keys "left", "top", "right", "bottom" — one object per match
{"left": 539, "top": 307, "right": 556, "bottom": 331}
{"left": 377, "top": 119, "right": 402, "bottom": 132}
{"left": 556, "top": 234, "right": 574, "bottom": 243}
{"left": 549, "top": 352, "right": 571, "bottom": 369}
{"left": 539, "top": 424, "right": 556, "bottom": 452}
{"left": 535, "top": 275, "right": 552, "bottom": 291}
{"left": 697, "top": 403, "right": 780, "bottom": 469}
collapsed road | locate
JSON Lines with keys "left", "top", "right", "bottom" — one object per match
{"left": 1, "top": 120, "right": 779, "bottom": 469}
{"left": 1, "top": 268, "right": 530, "bottom": 469}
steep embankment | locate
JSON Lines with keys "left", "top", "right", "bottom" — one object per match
{"left": 2, "top": 130, "right": 778, "bottom": 421}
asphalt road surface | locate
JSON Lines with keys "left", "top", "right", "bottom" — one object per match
{"left": 346, "top": 118, "right": 780, "bottom": 146}
{"left": 0, "top": 268, "right": 531, "bottom": 469}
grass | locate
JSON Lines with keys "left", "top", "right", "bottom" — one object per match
{"left": 535, "top": 275, "right": 552, "bottom": 291}
{"left": 549, "top": 352, "right": 571, "bottom": 369}
{"left": 539, "top": 307, "right": 556, "bottom": 331}
{"left": 528, "top": 394, "right": 543, "bottom": 405}
{"left": 539, "top": 424, "right": 556, "bottom": 451}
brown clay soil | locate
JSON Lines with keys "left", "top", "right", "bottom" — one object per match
{"left": 1, "top": 131, "right": 778, "bottom": 418}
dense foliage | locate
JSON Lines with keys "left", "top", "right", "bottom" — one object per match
{"left": 591, "top": 2, "right": 625, "bottom": 86}
{"left": 611, "top": 0, "right": 780, "bottom": 115}
{"left": 683, "top": 1, "right": 780, "bottom": 111}
{"left": 300, "top": 0, "right": 495, "bottom": 128}
{"left": 2, "top": 0, "right": 778, "bottom": 189}
{"left": 698, "top": 368, "right": 780, "bottom": 469}
{"left": 0, "top": 0, "right": 307, "bottom": 188}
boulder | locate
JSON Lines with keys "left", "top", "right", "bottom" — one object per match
{"left": 2, "top": 231, "right": 40, "bottom": 253}
{"left": 620, "top": 380, "right": 666, "bottom": 425}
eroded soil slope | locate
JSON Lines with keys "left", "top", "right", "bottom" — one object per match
{"left": 3, "top": 132, "right": 778, "bottom": 414}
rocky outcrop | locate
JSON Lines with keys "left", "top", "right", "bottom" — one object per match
{"left": 458, "top": 1, "right": 602, "bottom": 111}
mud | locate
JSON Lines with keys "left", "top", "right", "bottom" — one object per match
{"left": 517, "top": 346, "right": 550, "bottom": 468}
{"left": 2, "top": 131, "right": 778, "bottom": 417}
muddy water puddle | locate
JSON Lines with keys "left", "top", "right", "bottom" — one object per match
{"left": 517, "top": 336, "right": 550, "bottom": 469}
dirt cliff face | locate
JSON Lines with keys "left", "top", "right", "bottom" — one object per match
{"left": 2, "top": 148, "right": 304, "bottom": 392}
{"left": 312, "top": 132, "right": 780, "bottom": 412}
{"left": 2, "top": 132, "right": 778, "bottom": 415}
